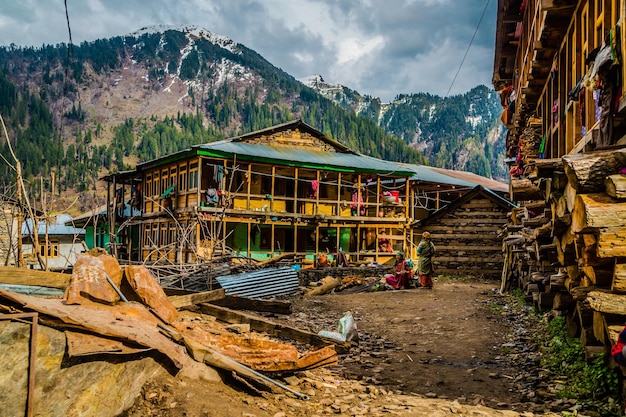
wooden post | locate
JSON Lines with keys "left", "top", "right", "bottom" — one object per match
{"left": 16, "top": 162, "right": 24, "bottom": 268}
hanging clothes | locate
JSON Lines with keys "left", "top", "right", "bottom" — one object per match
{"left": 311, "top": 180, "right": 319, "bottom": 198}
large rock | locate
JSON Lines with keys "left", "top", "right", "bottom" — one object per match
{"left": 0, "top": 321, "right": 161, "bottom": 417}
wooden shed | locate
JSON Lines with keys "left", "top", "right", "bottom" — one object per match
{"left": 411, "top": 185, "right": 516, "bottom": 279}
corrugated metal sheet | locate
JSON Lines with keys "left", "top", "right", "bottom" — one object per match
{"left": 0, "top": 284, "right": 64, "bottom": 297}
{"left": 196, "top": 142, "right": 414, "bottom": 176}
{"left": 215, "top": 266, "right": 299, "bottom": 299}
{"left": 426, "top": 166, "right": 509, "bottom": 193}
{"left": 22, "top": 214, "right": 85, "bottom": 236}
{"left": 396, "top": 163, "right": 477, "bottom": 187}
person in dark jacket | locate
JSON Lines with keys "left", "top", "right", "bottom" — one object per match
{"left": 417, "top": 231, "right": 435, "bottom": 289}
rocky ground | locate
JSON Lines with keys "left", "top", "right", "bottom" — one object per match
{"left": 121, "top": 278, "right": 588, "bottom": 416}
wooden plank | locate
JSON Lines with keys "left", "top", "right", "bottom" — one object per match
{"left": 209, "top": 296, "right": 292, "bottom": 315}
{"left": 420, "top": 225, "right": 502, "bottom": 233}
{"left": 435, "top": 256, "right": 503, "bottom": 263}
{"left": 572, "top": 194, "right": 626, "bottom": 232}
{"left": 449, "top": 211, "right": 507, "bottom": 217}
{"left": 510, "top": 178, "right": 543, "bottom": 201}
{"left": 432, "top": 245, "right": 502, "bottom": 251}
{"left": 593, "top": 311, "right": 608, "bottom": 345}
{"left": 197, "top": 303, "right": 352, "bottom": 353}
{"left": 563, "top": 149, "right": 626, "bottom": 193}
{"left": 438, "top": 217, "right": 509, "bottom": 225}
{"left": 612, "top": 263, "right": 626, "bottom": 293}
{"left": 0, "top": 266, "right": 70, "bottom": 289}
{"left": 428, "top": 233, "right": 502, "bottom": 240}
{"left": 460, "top": 202, "right": 501, "bottom": 209}
{"left": 169, "top": 289, "right": 226, "bottom": 308}
{"left": 605, "top": 174, "right": 626, "bottom": 199}
{"left": 564, "top": 182, "right": 577, "bottom": 213}
{"left": 587, "top": 291, "right": 626, "bottom": 315}
{"left": 598, "top": 227, "right": 626, "bottom": 258}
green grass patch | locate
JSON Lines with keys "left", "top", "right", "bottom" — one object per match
{"left": 538, "top": 316, "right": 620, "bottom": 415}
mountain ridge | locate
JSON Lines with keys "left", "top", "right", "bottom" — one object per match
{"left": 0, "top": 24, "right": 504, "bottom": 207}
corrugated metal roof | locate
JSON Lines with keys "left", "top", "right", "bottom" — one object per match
{"left": 22, "top": 214, "right": 85, "bottom": 236}
{"left": 395, "top": 163, "right": 508, "bottom": 193}
{"left": 215, "top": 266, "right": 299, "bottom": 299}
{"left": 426, "top": 166, "right": 509, "bottom": 193}
{"left": 395, "top": 163, "right": 478, "bottom": 188}
{"left": 196, "top": 141, "right": 414, "bottom": 175}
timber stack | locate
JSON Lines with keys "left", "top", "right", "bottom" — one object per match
{"left": 501, "top": 146, "right": 626, "bottom": 360}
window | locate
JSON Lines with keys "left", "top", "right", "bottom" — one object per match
{"left": 161, "top": 169, "right": 168, "bottom": 195}
{"left": 146, "top": 174, "right": 152, "bottom": 198}
{"left": 170, "top": 168, "right": 177, "bottom": 188}
{"left": 38, "top": 241, "right": 59, "bottom": 258}
{"left": 153, "top": 172, "right": 160, "bottom": 196}
{"left": 143, "top": 225, "right": 151, "bottom": 246}
{"left": 179, "top": 165, "right": 188, "bottom": 192}
{"left": 189, "top": 163, "right": 198, "bottom": 190}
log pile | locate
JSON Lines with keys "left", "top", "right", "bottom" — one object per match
{"left": 501, "top": 146, "right": 626, "bottom": 364}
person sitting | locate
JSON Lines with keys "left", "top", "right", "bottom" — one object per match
{"left": 206, "top": 187, "right": 219, "bottom": 207}
{"left": 378, "top": 238, "right": 394, "bottom": 253}
{"left": 385, "top": 252, "right": 413, "bottom": 290}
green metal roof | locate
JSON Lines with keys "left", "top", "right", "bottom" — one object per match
{"left": 194, "top": 141, "right": 414, "bottom": 176}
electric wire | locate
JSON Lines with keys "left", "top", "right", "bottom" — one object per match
{"left": 444, "top": 0, "right": 491, "bottom": 97}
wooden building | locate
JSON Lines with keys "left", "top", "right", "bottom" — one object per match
{"left": 494, "top": 0, "right": 626, "bottom": 378}
{"left": 412, "top": 186, "right": 516, "bottom": 279}
{"left": 104, "top": 120, "right": 415, "bottom": 267}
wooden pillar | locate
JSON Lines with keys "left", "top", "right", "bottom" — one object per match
{"left": 16, "top": 162, "right": 24, "bottom": 268}
{"left": 110, "top": 176, "right": 117, "bottom": 257}
{"left": 246, "top": 163, "right": 251, "bottom": 210}
{"left": 271, "top": 166, "right": 276, "bottom": 211}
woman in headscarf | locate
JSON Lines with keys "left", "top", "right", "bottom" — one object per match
{"left": 417, "top": 231, "right": 435, "bottom": 289}
{"left": 384, "top": 251, "right": 412, "bottom": 290}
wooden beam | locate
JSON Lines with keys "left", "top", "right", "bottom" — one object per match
{"left": 0, "top": 266, "right": 70, "bottom": 289}
{"left": 605, "top": 174, "right": 626, "bottom": 199}
{"left": 197, "top": 303, "right": 352, "bottom": 353}
{"left": 612, "top": 263, "right": 626, "bottom": 293}
{"left": 587, "top": 291, "right": 626, "bottom": 315}
{"left": 169, "top": 289, "right": 226, "bottom": 308}
{"left": 210, "top": 295, "right": 292, "bottom": 315}
{"left": 598, "top": 227, "right": 626, "bottom": 258}
{"left": 563, "top": 149, "right": 626, "bottom": 193}
{"left": 572, "top": 194, "right": 626, "bottom": 233}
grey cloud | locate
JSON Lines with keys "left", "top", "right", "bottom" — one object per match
{"left": 0, "top": 0, "right": 496, "bottom": 101}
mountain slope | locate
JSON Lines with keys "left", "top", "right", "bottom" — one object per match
{"left": 0, "top": 25, "right": 503, "bottom": 208}
{"left": 300, "top": 75, "right": 506, "bottom": 180}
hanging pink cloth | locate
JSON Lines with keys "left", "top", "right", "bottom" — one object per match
{"left": 311, "top": 180, "right": 319, "bottom": 198}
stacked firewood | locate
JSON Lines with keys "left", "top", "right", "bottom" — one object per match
{"left": 501, "top": 147, "right": 626, "bottom": 362}
{"left": 519, "top": 118, "right": 543, "bottom": 159}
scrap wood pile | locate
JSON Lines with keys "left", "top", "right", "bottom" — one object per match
{"left": 303, "top": 275, "right": 381, "bottom": 296}
{"left": 501, "top": 147, "right": 626, "bottom": 364}
{"left": 0, "top": 250, "right": 346, "bottom": 411}
{"left": 144, "top": 251, "right": 302, "bottom": 293}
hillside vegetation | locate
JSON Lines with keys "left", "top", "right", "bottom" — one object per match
{"left": 0, "top": 26, "right": 503, "bottom": 209}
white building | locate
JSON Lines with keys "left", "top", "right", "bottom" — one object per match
{"left": 22, "top": 214, "right": 86, "bottom": 271}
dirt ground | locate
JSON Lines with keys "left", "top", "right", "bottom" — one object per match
{"left": 284, "top": 279, "right": 527, "bottom": 407}
{"left": 123, "top": 279, "right": 555, "bottom": 417}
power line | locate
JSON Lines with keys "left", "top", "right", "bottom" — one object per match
{"left": 445, "top": 0, "right": 491, "bottom": 97}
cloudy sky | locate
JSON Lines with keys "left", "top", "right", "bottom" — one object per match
{"left": 0, "top": 0, "right": 496, "bottom": 102}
